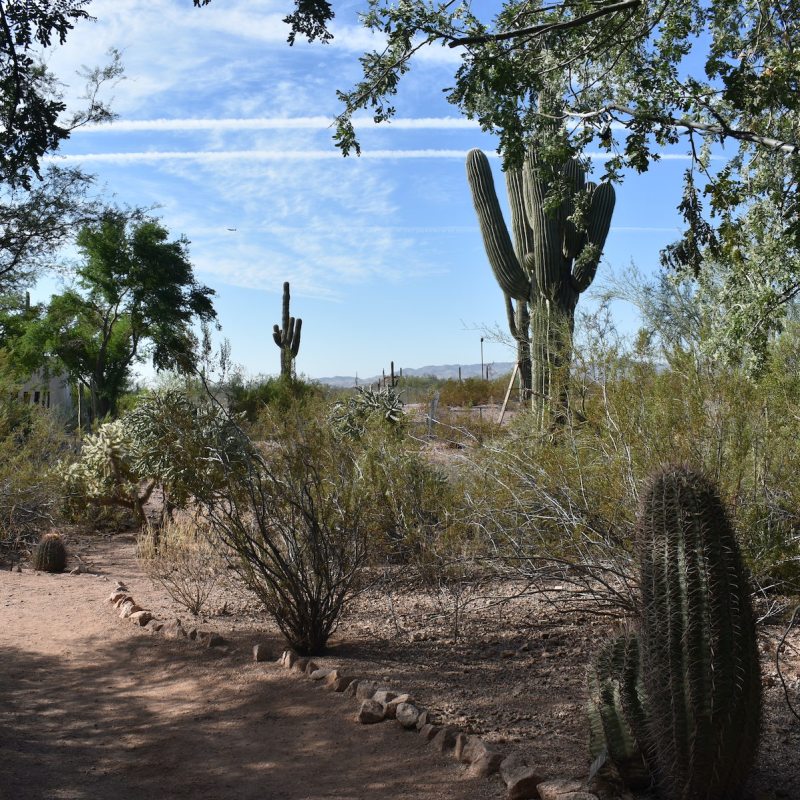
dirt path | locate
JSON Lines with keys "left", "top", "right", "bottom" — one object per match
{"left": 0, "top": 538, "right": 501, "bottom": 800}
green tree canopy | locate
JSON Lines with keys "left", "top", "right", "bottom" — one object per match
{"left": 10, "top": 211, "right": 217, "bottom": 420}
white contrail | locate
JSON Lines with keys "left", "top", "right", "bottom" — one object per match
{"left": 75, "top": 116, "right": 480, "bottom": 133}
{"left": 46, "top": 149, "right": 715, "bottom": 164}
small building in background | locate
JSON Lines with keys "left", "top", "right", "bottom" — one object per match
{"left": 18, "top": 371, "right": 73, "bottom": 414}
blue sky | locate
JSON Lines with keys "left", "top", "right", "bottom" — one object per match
{"left": 37, "top": 0, "right": 696, "bottom": 381}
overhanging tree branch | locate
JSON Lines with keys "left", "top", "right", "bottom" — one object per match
{"left": 448, "top": 0, "right": 642, "bottom": 48}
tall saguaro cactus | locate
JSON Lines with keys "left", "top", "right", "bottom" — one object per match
{"left": 466, "top": 148, "right": 615, "bottom": 427}
{"left": 272, "top": 281, "right": 302, "bottom": 378}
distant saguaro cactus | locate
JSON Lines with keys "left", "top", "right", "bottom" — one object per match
{"left": 272, "top": 281, "right": 302, "bottom": 378}
{"left": 466, "top": 148, "right": 615, "bottom": 427}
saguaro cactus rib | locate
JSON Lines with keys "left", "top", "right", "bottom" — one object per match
{"left": 273, "top": 281, "right": 302, "bottom": 378}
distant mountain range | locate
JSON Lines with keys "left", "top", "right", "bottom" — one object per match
{"left": 317, "top": 362, "right": 515, "bottom": 388}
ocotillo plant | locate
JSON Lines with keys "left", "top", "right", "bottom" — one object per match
{"left": 272, "top": 281, "right": 302, "bottom": 379}
{"left": 590, "top": 465, "right": 762, "bottom": 799}
{"left": 466, "top": 148, "right": 615, "bottom": 428}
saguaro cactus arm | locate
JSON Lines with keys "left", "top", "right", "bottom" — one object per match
{"left": 466, "top": 148, "right": 531, "bottom": 301}
{"left": 572, "top": 181, "right": 616, "bottom": 292}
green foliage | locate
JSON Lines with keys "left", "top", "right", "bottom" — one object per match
{"left": 9, "top": 209, "right": 216, "bottom": 420}
{"left": 437, "top": 375, "right": 507, "bottom": 408}
{"left": 227, "top": 374, "right": 320, "bottom": 425}
{"left": 0, "top": 386, "right": 73, "bottom": 560}
{"left": 31, "top": 531, "right": 67, "bottom": 573}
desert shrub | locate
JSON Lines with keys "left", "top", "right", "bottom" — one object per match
{"left": 137, "top": 515, "right": 224, "bottom": 616}
{"left": 437, "top": 375, "right": 507, "bottom": 408}
{"left": 203, "top": 409, "right": 370, "bottom": 655}
{"left": 0, "top": 401, "right": 74, "bottom": 560}
{"left": 227, "top": 374, "right": 321, "bottom": 425}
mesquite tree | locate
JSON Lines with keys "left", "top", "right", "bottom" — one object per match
{"left": 272, "top": 281, "right": 302, "bottom": 379}
{"left": 466, "top": 147, "right": 615, "bottom": 427}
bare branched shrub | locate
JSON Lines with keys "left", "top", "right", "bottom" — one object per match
{"left": 204, "top": 412, "right": 370, "bottom": 655}
{"left": 137, "top": 515, "right": 224, "bottom": 616}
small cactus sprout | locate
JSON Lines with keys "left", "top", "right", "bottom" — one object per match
{"left": 272, "top": 281, "right": 302, "bottom": 378}
{"left": 32, "top": 532, "right": 67, "bottom": 573}
{"left": 636, "top": 464, "right": 761, "bottom": 800}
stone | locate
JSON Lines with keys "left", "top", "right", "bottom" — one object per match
{"left": 253, "top": 644, "right": 271, "bottom": 662}
{"left": 461, "top": 736, "right": 494, "bottom": 764}
{"left": 357, "top": 699, "right": 385, "bottom": 724}
{"left": 206, "top": 633, "right": 225, "bottom": 648}
{"left": 395, "top": 702, "right": 421, "bottom": 729}
{"left": 324, "top": 670, "right": 353, "bottom": 692}
{"left": 163, "top": 619, "right": 188, "bottom": 639}
{"left": 419, "top": 723, "right": 441, "bottom": 742}
{"left": 187, "top": 628, "right": 198, "bottom": 641}
{"left": 383, "top": 694, "right": 412, "bottom": 719}
{"left": 129, "top": 610, "right": 153, "bottom": 626}
{"left": 145, "top": 619, "right": 163, "bottom": 633}
{"left": 355, "top": 681, "right": 381, "bottom": 701}
{"left": 503, "top": 766, "right": 544, "bottom": 800}
{"left": 344, "top": 679, "right": 360, "bottom": 697}
{"left": 115, "top": 583, "right": 128, "bottom": 592}
{"left": 304, "top": 660, "right": 319, "bottom": 675}
{"left": 292, "top": 658, "right": 309, "bottom": 673}
{"left": 431, "top": 726, "right": 459, "bottom": 754}
{"left": 114, "top": 595, "right": 133, "bottom": 609}
{"left": 535, "top": 780, "right": 584, "bottom": 800}
{"left": 415, "top": 710, "right": 430, "bottom": 730}
{"left": 281, "top": 650, "right": 297, "bottom": 669}
{"left": 118, "top": 602, "right": 142, "bottom": 619}
{"left": 69, "top": 566, "right": 83, "bottom": 575}
{"left": 454, "top": 733, "right": 469, "bottom": 761}
{"left": 466, "top": 752, "right": 505, "bottom": 779}
{"left": 310, "top": 668, "right": 332, "bottom": 680}
{"left": 108, "top": 591, "right": 127, "bottom": 604}
{"left": 372, "top": 689, "right": 398, "bottom": 705}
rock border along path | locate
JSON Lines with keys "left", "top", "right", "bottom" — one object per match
{"left": 104, "top": 587, "right": 598, "bottom": 800}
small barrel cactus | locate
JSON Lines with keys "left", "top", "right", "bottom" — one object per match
{"left": 32, "top": 532, "right": 67, "bottom": 573}
{"left": 636, "top": 464, "right": 761, "bottom": 799}
{"left": 587, "top": 632, "right": 651, "bottom": 791}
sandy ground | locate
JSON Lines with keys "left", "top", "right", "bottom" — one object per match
{"left": 0, "top": 537, "right": 502, "bottom": 800}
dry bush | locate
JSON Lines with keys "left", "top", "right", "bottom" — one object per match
{"left": 137, "top": 515, "right": 224, "bottom": 616}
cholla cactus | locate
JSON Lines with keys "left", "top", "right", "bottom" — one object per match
{"left": 62, "top": 420, "right": 153, "bottom": 524}
{"left": 329, "top": 386, "right": 405, "bottom": 438}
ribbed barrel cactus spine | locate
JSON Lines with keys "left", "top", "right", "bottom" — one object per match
{"left": 32, "top": 532, "right": 67, "bottom": 573}
{"left": 272, "top": 281, "right": 302, "bottom": 379}
{"left": 466, "top": 148, "right": 615, "bottom": 427}
{"left": 636, "top": 464, "right": 761, "bottom": 799}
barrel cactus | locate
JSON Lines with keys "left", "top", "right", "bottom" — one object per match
{"left": 587, "top": 632, "right": 651, "bottom": 791}
{"left": 272, "top": 281, "right": 302, "bottom": 378}
{"left": 32, "top": 532, "right": 67, "bottom": 573}
{"left": 635, "top": 464, "right": 761, "bottom": 799}
{"left": 466, "top": 148, "right": 615, "bottom": 427}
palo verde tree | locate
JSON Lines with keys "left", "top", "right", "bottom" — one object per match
{"left": 12, "top": 210, "right": 216, "bottom": 420}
